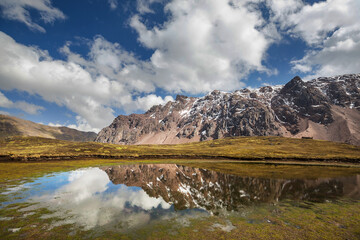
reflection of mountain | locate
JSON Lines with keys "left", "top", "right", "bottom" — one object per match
{"left": 102, "top": 164, "right": 360, "bottom": 213}
{"left": 27, "top": 168, "right": 175, "bottom": 231}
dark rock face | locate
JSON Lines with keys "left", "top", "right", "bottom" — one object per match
{"left": 96, "top": 74, "right": 360, "bottom": 145}
{"left": 272, "top": 76, "right": 333, "bottom": 133}
{"left": 309, "top": 75, "right": 360, "bottom": 109}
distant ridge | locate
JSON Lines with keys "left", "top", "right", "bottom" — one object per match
{"left": 0, "top": 114, "right": 97, "bottom": 142}
{"left": 96, "top": 74, "right": 360, "bottom": 145}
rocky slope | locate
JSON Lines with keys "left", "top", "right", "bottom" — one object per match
{"left": 102, "top": 164, "right": 360, "bottom": 213}
{"left": 0, "top": 114, "right": 97, "bottom": 142}
{"left": 96, "top": 74, "right": 360, "bottom": 145}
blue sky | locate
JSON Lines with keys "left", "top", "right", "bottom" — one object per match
{"left": 0, "top": 0, "right": 359, "bottom": 132}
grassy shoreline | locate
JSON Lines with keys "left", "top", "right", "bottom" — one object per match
{"left": 0, "top": 136, "right": 359, "bottom": 163}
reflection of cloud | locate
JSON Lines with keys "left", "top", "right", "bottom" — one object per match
{"left": 1, "top": 184, "right": 29, "bottom": 195}
{"left": 111, "top": 186, "right": 171, "bottom": 210}
{"left": 62, "top": 168, "right": 109, "bottom": 202}
{"left": 29, "top": 168, "right": 173, "bottom": 230}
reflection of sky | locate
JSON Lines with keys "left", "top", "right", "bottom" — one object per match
{"left": 1, "top": 172, "right": 70, "bottom": 206}
{"left": 3, "top": 168, "right": 204, "bottom": 231}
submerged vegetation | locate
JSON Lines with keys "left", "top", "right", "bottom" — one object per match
{"left": 1, "top": 199, "right": 360, "bottom": 240}
{"left": 0, "top": 136, "right": 359, "bottom": 162}
{"left": 141, "top": 200, "right": 360, "bottom": 240}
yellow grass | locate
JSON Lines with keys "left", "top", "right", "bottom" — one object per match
{"left": 0, "top": 136, "right": 359, "bottom": 162}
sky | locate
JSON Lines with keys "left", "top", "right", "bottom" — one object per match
{"left": 0, "top": 0, "right": 359, "bottom": 133}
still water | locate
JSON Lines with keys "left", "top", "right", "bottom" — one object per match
{"left": 1, "top": 163, "right": 360, "bottom": 238}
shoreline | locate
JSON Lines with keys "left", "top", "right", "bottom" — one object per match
{"left": 1, "top": 136, "right": 359, "bottom": 165}
{"left": 1, "top": 155, "right": 360, "bottom": 168}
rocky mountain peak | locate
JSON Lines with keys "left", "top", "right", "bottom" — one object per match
{"left": 280, "top": 76, "right": 304, "bottom": 94}
{"left": 210, "top": 90, "right": 221, "bottom": 95}
{"left": 175, "top": 95, "right": 189, "bottom": 102}
{"left": 96, "top": 74, "right": 360, "bottom": 145}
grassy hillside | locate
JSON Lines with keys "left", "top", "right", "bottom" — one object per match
{"left": 0, "top": 114, "right": 96, "bottom": 142}
{"left": 0, "top": 136, "right": 359, "bottom": 162}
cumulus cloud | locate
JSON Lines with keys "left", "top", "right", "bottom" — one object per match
{"left": 8, "top": 0, "right": 358, "bottom": 131}
{"left": 0, "top": 91, "right": 44, "bottom": 114}
{"left": 60, "top": 36, "right": 156, "bottom": 94}
{"left": 0, "top": 0, "right": 281, "bottom": 131}
{"left": 0, "top": 32, "right": 173, "bottom": 132}
{"left": 0, "top": 0, "right": 65, "bottom": 33}
{"left": 67, "top": 116, "right": 101, "bottom": 133}
{"left": 267, "top": 0, "right": 360, "bottom": 79}
{"left": 135, "top": 95, "right": 174, "bottom": 111}
{"left": 291, "top": 27, "right": 360, "bottom": 74}
{"left": 130, "top": 0, "right": 276, "bottom": 93}
{"left": 285, "top": 0, "right": 359, "bottom": 46}
{"left": 265, "top": 0, "right": 304, "bottom": 25}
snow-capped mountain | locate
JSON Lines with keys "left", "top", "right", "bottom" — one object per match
{"left": 96, "top": 74, "right": 360, "bottom": 145}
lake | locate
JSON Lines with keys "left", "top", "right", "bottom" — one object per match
{"left": 1, "top": 162, "right": 360, "bottom": 239}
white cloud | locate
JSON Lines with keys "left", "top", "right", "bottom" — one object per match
{"left": 62, "top": 168, "right": 110, "bottom": 203}
{"left": 286, "top": 0, "right": 359, "bottom": 46}
{"left": 0, "top": 0, "right": 65, "bottom": 33}
{"left": 0, "top": 32, "right": 173, "bottom": 132}
{"left": 14, "top": 100, "right": 45, "bottom": 115}
{"left": 0, "top": 91, "right": 13, "bottom": 108}
{"left": 108, "top": 0, "right": 118, "bottom": 10}
{"left": 48, "top": 122, "right": 62, "bottom": 127}
{"left": 267, "top": 0, "right": 360, "bottom": 79}
{"left": 59, "top": 36, "right": 156, "bottom": 94}
{"left": 0, "top": 0, "right": 280, "bottom": 131}
{"left": 265, "top": 0, "right": 304, "bottom": 25}
{"left": 67, "top": 116, "right": 101, "bottom": 133}
{"left": 9, "top": 0, "right": 357, "bottom": 132}
{"left": 135, "top": 94, "right": 174, "bottom": 112}
{"left": 136, "top": 0, "right": 162, "bottom": 14}
{"left": 130, "top": 0, "right": 276, "bottom": 93}
{"left": 0, "top": 91, "right": 44, "bottom": 114}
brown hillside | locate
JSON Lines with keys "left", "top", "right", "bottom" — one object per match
{"left": 0, "top": 114, "right": 96, "bottom": 142}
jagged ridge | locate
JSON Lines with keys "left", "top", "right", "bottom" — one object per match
{"left": 96, "top": 74, "right": 360, "bottom": 145}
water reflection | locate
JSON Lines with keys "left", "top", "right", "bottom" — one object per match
{"left": 26, "top": 168, "right": 191, "bottom": 231}
{"left": 3, "top": 164, "right": 360, "bottom": 232}
{"left": 102, "top": 164, "right": 360, "bottom": 213}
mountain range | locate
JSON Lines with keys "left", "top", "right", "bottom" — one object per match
{"left": 0, "top": 114, "right": 97, "bottom": 142}
{"left": 96, "top": 74, "right": 360, "bottom": 145}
